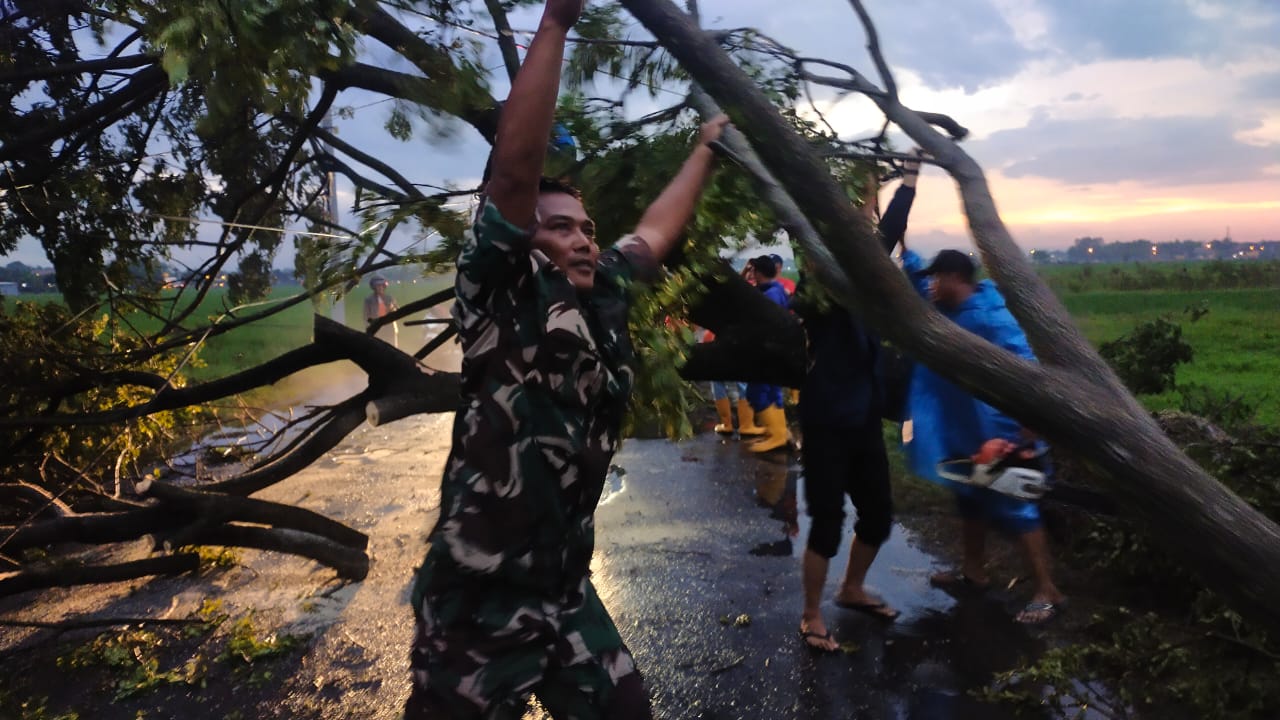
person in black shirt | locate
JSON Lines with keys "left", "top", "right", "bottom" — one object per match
{"left": 794, "top": 154, "right": 919, "bottom": 650}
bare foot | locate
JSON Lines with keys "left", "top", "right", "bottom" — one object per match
{"left": 799, "top": 617, "right": 838, "bottom": 652}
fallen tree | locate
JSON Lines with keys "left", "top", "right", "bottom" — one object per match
{"left": 0, "top": 315, "right": 465, "bottom": 590}
{"left": 617, "top": 0, "right": 1280, "bottom": 631}
{"left": 4, "top": 0, "right": 1275, "bottom": 640}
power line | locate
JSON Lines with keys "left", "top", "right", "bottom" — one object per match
{"left": 399, "top": 8, "right": 688, "bottom": 99}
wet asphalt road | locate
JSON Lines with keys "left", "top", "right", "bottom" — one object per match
{"left": 0, "top": 414, "right": 1060, "bottom": 720}
{"left": 584, "top": 433, "right": 1048, "bottom": 720}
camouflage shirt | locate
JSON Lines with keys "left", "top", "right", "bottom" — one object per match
{"left": 414, "top": 200, "right": 658, "bottom": 605}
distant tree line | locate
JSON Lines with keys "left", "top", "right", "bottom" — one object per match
{"left": 1042, "top": 259, "right": 1280, "bottom": 294}
{"left": 1033, "top": 236, "right": 1280, "bottom": 265}
{"left": 0, "top": 261, "right": 58, "bottom": 292}
{"left": 0, "top": 260, "right": 304, "bottom": 295}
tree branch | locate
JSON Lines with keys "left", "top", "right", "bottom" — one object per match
{"left": 179, "top": 524, "right": 368, "bottom": 580}
{"left": 0, "top": 65, "right": 167, "bottom": 164}
{"left": 845, "top": 0, "right": 897, "bottom": 99}
{"left": 309, "top": 125, "right": 427, "bottom": 200}
{"left": 0, "top": 554, "right": 201, "bottom": 598}
{"left": 483, "top": 0, "right": 523, "bottom": 82}
{"left": 0, "top": 343, "right": 346, "bottom": 428}
{"left": 139, "top": 481, "right": 368, "bottom": 550}
{"left": 0, "top": 53, "right": 159, "bottom": 85}
{"left": 345, "top": 1, "right": 501, "bottom": 142}
{"left": 619, "top": 0, "right": 1280, "bottom": 633}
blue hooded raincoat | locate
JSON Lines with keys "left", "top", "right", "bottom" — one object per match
{"left": 900, "top": 250, "right": 1042, "bottom": 533}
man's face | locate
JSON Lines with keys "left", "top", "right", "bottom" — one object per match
{"left": 372, "top": 282, "right": 387, "bottom": 296}
{"left": 533, "top": 192, "right": 599, "bottom": 291}
{"left": 929, "top": 272, "right": 965, "bottom": 308}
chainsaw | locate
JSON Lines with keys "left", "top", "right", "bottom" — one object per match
{"left": 935, "top": 441, "right": 1049, "bottom": 500}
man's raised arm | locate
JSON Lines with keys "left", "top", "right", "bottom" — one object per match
{"left": 632, "top": 115, "right": 730, "bottom": 262}
{"left": 484, "top": 0, "right": 584, "bottom": 228}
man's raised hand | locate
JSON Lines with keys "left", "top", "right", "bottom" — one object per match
{"left": 544, "top": 0, "right": 586, "bottom": 30}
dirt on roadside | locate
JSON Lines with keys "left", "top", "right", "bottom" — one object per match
{"left": 0, "top": 396, "right": 454, "bottom": 720}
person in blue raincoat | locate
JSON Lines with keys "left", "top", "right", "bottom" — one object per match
{"left": 900, "top": 248, "right": 1066, "bottom": 624}
{"left": 742, "top": 255, "right": 792, "bottom": 453}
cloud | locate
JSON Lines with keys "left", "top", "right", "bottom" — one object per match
{"left": 1240, "top": 71, "right": 1280, "bottom": 102}
{"left": 972, "top": 114, "right": 1280, "bottom": 185}
{"left": 693, "top": 0, "right": 1039, "bottom": 93}
{"left": 1038, "top": 0, "right": 1280, "bottom": 63}
{"left": 858, "top": 0, "right": 1039, "bottom": 92}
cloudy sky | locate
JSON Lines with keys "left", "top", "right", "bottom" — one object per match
{"left": 6, "top": 0, "right": 1278, "bottom": 266}
{"left": 697, "top": 0, "right": 1280, "bottom": 253}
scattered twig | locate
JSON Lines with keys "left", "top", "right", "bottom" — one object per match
{"left": 708, "top": 655, "right": 745, "bottom": 675}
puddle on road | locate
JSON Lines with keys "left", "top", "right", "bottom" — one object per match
{"left": 740, "top": 452, "right": 1118, "bottom": 720}
{"left": 747, "top": 460, "right": 950, "bottom": 618}
{"left": 598, "top": 464, "right": 627, "bottom": 506}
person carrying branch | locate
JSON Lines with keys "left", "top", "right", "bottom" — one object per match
{"left": 790, "top": 156, "right": 919, "bottom": 651}
{"left": 404, "top": 1, "right": 730, "bottom": 717}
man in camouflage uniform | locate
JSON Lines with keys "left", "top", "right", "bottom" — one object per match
{"left": 405, "top": 2, "right": 730, "bottom": 717}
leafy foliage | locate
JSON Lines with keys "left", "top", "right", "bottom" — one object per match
{"left": 988, "top": 420, "right": 1280, "bottom": 718}
{"left": 1099, "top": 316, "right": 1194, "bottom": 394}
{"left": 0, "top": 299, "right": 207, "bottom": 516}
{"left": 59, "top": 628, "right": 204, "bottom": 701}
{"left": 225, "top": 251, "right": 274, "bottom": 308}
{"left": 139, "top": 0, "right": 356, "bottom": 121}
{"left": 49, "top": 601, "right": 305, "bottom": 705}
{"left": 1178, "top": 383, "right": 1259, "bottom": 429}
{"left": 0, "top": 690, "right": 81, "bottom": 720}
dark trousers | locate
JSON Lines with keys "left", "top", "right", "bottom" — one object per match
{"left": 801, "top": 420, "right": 893, "bottom": 557}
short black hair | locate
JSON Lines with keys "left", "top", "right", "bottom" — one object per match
{"left": 538, "top": 176, "right": 582, "bottom": 200}
{"left": 749, "top": 255, "right": 778, "bottom": 279}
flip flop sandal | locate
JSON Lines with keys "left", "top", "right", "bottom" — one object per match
{"left": 799, "top": 629, "right": 838, "bottom": 652}
{"left": 834, "top": 599, "right": 900, "bottom": 622}
{"left": 1015, "top": 600, "right": 1066, "bottom": 625}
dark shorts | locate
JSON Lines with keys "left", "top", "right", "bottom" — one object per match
{"left": 745, "top": 382, "right": 785, "bottom": 411}
{"left": 801, "top": 421, "right": 894, "bottom": 555}
{"left": 406, "top": 576, "right": 651, "bottom": 720}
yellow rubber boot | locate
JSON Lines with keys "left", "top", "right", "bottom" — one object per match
{"left": 714, "top": 398, "right": 735, "bottom": 434}
{"left": 737, "top": 399, "right": 766, "bottom": 437}
{"left": 749, "top": 405, "right": 790, "bottom": 453}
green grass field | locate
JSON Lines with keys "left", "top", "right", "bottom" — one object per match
{"left": 186, "top": 278, "right": 455, "bottom": 382}
{"left": 8, "top": 263, "right": 1278, "bottom": 423}
{"left": 6, "top": 276, "right": 453, "bottom": 386}
{"left": 1059, "top": 287, "right": 1280, "bottom": 425}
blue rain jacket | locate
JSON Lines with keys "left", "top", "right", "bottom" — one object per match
{"left": 745, "top": 280, "right": 790, "bottom": 410}
{"left": 900, "top": 250, "right": 1041, "bottom": 531}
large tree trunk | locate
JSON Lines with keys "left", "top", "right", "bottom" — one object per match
{"left": 617, "top": 0, "right": 1280, "bottom": 631}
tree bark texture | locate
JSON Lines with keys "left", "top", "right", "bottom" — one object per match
{"left": 0, "top": 555, "right": 201, "bottom": 598}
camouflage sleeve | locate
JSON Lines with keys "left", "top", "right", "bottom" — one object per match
{"left": 454, "top": 200, "right": 532, "bottom": 314}
{"left": 597, "top": 235, "right": 660, "bottom": 289}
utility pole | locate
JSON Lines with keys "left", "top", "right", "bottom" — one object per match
{"left": 320, "top": 115, "right": 346, "bottom": 327}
